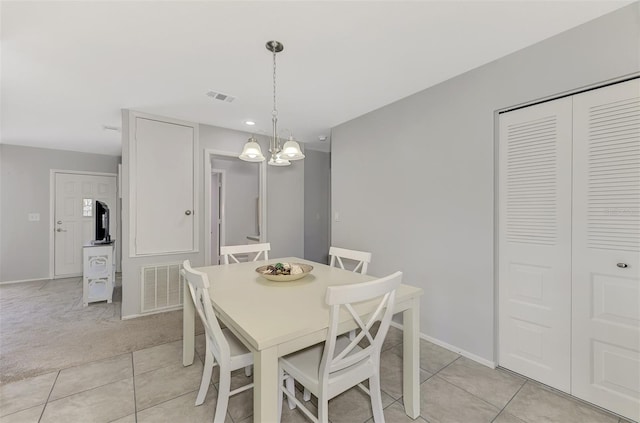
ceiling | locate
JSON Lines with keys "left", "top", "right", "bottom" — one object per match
{"left": 1, "top": 1, "right": 632, "bottom": 156}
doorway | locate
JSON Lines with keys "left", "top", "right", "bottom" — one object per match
{"left": 204, "top": 150, "right": 266, "bottom": 266}
{"left": 50, "top": 171, "right": 118, "bottom": 278}
{"left": 210, "top": 170, "right": 225, "bottom": 265}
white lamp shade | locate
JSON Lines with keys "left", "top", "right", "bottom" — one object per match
{"left": 239, "top": 138, "right": 265, "bottom": 162}
{"left": 281, "top": 138, "right": 305, "bottom": 160}
{"left": 268, "top": 153, "right": 291, "bottom": 166}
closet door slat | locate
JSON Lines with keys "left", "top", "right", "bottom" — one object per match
{"left": 498, "top": 97, "right": 572, "bottom": 393}
{"left": 572, "top": 78, "right": 640, "bottom": 422}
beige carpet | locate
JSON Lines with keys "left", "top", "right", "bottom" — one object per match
{"left": 0, "top": 276, "right": 202, "bottom": 384}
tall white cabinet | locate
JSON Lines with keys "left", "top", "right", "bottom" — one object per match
{"left": 128, "top": 112, "right": 198, "bottom": 256}
{"left": 498, "top": 78, "right": 639, "bottom": 421}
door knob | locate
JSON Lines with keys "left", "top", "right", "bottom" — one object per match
{"left": 185, "top": 210, "right": 192, "bottom": 216}
{"left": 617, "top": 263, "right": 629, "bottom": 269}
{"left": 56, "top": 228, "right": 67, "bottom": 232}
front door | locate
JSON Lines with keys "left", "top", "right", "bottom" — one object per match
{"left": 54, "top": 172, "right": 117, "bottom": 277}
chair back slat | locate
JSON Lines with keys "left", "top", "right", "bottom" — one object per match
{"left": 319, "top": 271, "right": 402, "bottom": 384}
{"left": 182, "top": 260, "right": 231, "bottom": 362}
{"left": 328, "top": 246, "right": 371, "bottom": 275}
{"left": 221, "top": 243, "right": 270, "bottom": 264}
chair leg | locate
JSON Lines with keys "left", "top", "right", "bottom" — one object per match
{"left": 317, "top": 393, "right": 329, "bottom": 423}
{"left": 285, "top": 375, "right": 296, "bottom": 410}
{"left": 369, "top": 374, "right": 385, "bottom": 423}
{"left": 303, "top": 388, "right": 311, "bottom": 402}
{"left": 214, "top": 365, "right": 231, "bottom": 423}
{"left": 244, "top": 364, "right": 253, "bottom": 377}
{"left": 195, "top": 351, "right": 214, "bottom": 406}
{"left": 278, "top": 367, "right": 284, "bottom": 422}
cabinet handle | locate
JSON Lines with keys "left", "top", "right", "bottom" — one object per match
{"left": 617, "top": 263, "right": 629, "bottom": 269}
{"left": 185, "top": 210, "right": 192, "bottom": 216}
{"left": 56, "top": 228, "right": 67, "bottom": 232}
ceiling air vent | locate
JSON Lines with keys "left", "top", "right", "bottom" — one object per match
{"left": 206, "top": 90, "right": 236, "bottom": 103}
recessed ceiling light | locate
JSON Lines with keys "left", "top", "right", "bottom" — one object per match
{"left": 245, "top": 121, "right": 256, "bottom": 126}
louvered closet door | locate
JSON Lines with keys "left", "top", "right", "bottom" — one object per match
{"left": 572, "top": 78, "right": 640, "bottom": 421}
{"left": 498, "top": 97, "right": 573, "bottom": 392}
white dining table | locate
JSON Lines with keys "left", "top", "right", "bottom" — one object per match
{"left": 182, "top": 257, "right": 423, "bottom": 423}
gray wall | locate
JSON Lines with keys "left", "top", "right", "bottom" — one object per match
{"left": 210, "top": 156, "right": 259, "bottom": 245}
{"left": 0, "top": 144, "right": 120, "bottom": 282}
{"left": 265, "top": 151, "right": 305, "bottom": 260}
{"left": 304, "top": 149, "right": 331, "bottom": 264}
{"left": 121, "top": 115, "right": 304, "bottom": 317}
{"left": 331, "top": 4, "right": 640, "bottom": 362}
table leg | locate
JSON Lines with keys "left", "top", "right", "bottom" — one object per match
{"left": 254, "top": 346, "right": 279, "bottom": 423}
{"left": 403, "top": 297, "right": 420, "bottom": 418}
{"left": 182, "top": 279, "right": 195, "bottom": 366}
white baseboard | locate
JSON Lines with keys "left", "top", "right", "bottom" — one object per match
{"left": 0, "top": 277, "right": 50, "bottom": 285}
{"left": 122, "top": 305, "right": 183, "bottom": 320}
{"left": 389, "top": 321, "right": 496, "bottom": 369}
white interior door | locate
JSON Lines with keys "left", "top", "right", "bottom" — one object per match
{"left": 498, "top": 97, "right": 573, "bottom": 392}
{"left": 131, "top": 116, "right": 196, "bottom": 256}
{"left": 571, "top": 78, "right": 640, "bottom": 421}
{"left": 54, "top": 173, "right": 117, "bottom": 277}
{"left": 210, "top": 172, "right": 223, "bottom": 265}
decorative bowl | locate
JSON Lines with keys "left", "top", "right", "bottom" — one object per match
{"left": 256, "top": 263, "right": 313, "bottom": 282}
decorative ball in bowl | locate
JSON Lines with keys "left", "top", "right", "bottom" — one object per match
{"left": 256, "top": 262, "right": 313, "bottom": 282}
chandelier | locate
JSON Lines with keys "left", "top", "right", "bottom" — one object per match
{"left": 239, "top": 41, "right": 305, "bottom": 166}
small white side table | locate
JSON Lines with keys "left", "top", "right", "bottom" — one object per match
{"left": 82, "top": 241, "right": 116, "bottom": 307}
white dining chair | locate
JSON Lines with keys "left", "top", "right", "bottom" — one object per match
{"left": 181, "top": 260, "right": 254, "bottom": 423}
{"left": 295, "top": 246, "right": 374, "bottom": 405}
{"left": 221, "top": 242, "right": 270, "bottom": 264}
{"left": 329, "top": 246, "right": 371, "bottom": 274}
{"left": 329, "top": 246, "right": 373, "bottom": 341}
{"left": 278, "top": 271, "right": 402, "bottom": 423}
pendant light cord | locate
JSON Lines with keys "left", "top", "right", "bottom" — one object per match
{"left": 271, "top": 44, "right": 279, "bottom": 155}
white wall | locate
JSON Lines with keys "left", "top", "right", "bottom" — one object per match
{"left": 0, "top": 144, "right": 120, "bottom": 282}
{"left": 210, "top": 156, "right": 259, "bottom": 245}
{"left": 331, "top": 4, "right": 640, "bottom": 362}
{"left": 120, "top": 115, "right": 304, "bottom": 317}
{"left": 304, "top": 149, "right": 331, "bottom": 264}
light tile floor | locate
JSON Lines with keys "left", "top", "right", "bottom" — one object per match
{"left": 0, "top": 328, "right": 631, "bottom": 423}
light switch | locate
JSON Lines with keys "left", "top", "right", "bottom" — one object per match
{"left": 334, "top": 212, "right": 340, "bottom": 222}
{"left": 28, "top": 213, "right": 40, "bottom": 222}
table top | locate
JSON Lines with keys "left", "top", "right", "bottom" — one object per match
{"left": 195, "top": 257, "right": 423, "bottom": 352}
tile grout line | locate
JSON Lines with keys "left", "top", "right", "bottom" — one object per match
{"left": 131, "top": 352, "right": 138, "bottom": 423}
{"left": 490, "top": 379, "right": 528, "bottom": 423}
{"left": 522, "top": 378, "right": 632, "bottom": 423}
{"left": 429, "top": 372, "right": 506, "bottom": 416}
{"left": 133, "top": 387, "right": 205, "bottom": 418}
{"left": 433, "top": 355, "right": 461, "bottom": 375}
{"left": 433, "top": 356, "right": 533, "bottom": 418}
{"left": 421, "top": 354, "right": 461, "bottom": 383}
{"left": 37, "top": 370, "right": 60, "bottom": 423}
{"left": 499, "top": 368, "right": 629, "bottom": 422}
{"left": 31, "top": 357, "right": 136, "bottom": 404}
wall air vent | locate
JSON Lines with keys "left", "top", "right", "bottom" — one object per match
{"left": 206, "top": 90, "right": 236, "bottom": 103}
{"left": 140, "top": 262, "right": 184, "bottom": 313}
